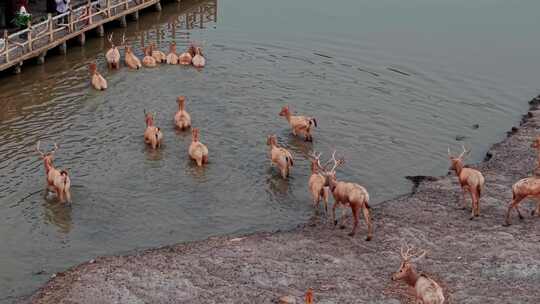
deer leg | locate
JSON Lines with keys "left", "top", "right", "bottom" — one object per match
{"left": 460, "top": 187, "right": 468, "bottom": 210}
{"left": 196, "top": 158, "right": 203, "bottom": 167}
{"left": 470, "top": 191, "right": 478, "bottom": 220}
{"left": 322, "top": 188, "right": 329, "bottom": 214}
{"left": 504, "top": 195, "right": 524, "bottom": 226}
{"left": 332, "top": 201, "right": 338, "bottom": 226}
{"left": 339, "top": 206, "right": 347, "bottom": 229}
{"left": 348, "top": 205, "right": 359, "bottom": 237}
{"left": 362, "top": 205, "right": 373, "bottom": 241}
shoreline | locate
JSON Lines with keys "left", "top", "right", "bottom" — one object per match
{"left": 27, "top": 95, "right": 540, "bottom": 303}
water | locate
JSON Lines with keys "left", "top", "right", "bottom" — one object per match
{"left": 1, "top": 0, "right": 539, "bottom": 301}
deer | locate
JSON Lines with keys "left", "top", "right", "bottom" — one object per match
{"left": 178, "top": 44, "right": 195, "bottom": 65}
{"left": 150, "top": 42, "right": 167, "bottom": 63}
{"left": 142, "top": 46, "right": 157, "bottom": 68}
{"left": 308, "top": 151, "right": 330, "bottom": 213}
{"left": 278, "top": 105, "right": 317, "bottom": 142}
{"left": 325, "top": 151, "right": 373, "bottom": 241}
{"left": 192, "top": 46, "right": 206, "bottom": 68}
{"left": 36, "top": 141, "right": 72, "bottom": 204}
{"left": 88, "top": 63, "right": 107, "bottom": 91}
{"left": 448, "top": 145, "right": 485, "bottom": 220}
{"left": 143, "top": 110, "right": 163, "bottom": 149}
{"left": 174, "top": 96, "right": 191, "bottom": 130}
{"left": 189, "top": 128, "right": 209, "bottom": 167}
{"left": 105, "top": 33, "right": 121, "bottom": 69}
{"left": 166, "top": 42, "right": 179, "bottom": 65}
{"left": 503, "top": 176, "right": 540, "bottom": 226}
{"left": 124, "top": 37, "right": 142, "bottom": 70}
{"left": 392, "top": 243, "right": 445, "bottom": 304}
{"left": 305, "top": 288, "right": 313, "bottom": 304}
{"left": 267, "top": 135, "right": 294, "bottom": 179}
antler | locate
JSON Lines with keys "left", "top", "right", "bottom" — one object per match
{"left": 328, "top": 150, "right": 345, "bottom": 173}
{"left": 36, "top": 141, "right": 45, "bottom": 157}
{"left": 107, "top": 33, "right": 113, "bottom": 45}
{"left": 308, "top": 151, "right": 323, "bottom": 169}
{"left": 458, "top": 144, "right": 471, "bottom": 159}
{"left": 51, "top": 143, "right": 59, "bottom": 155}
{"left": 400, "top": 242, "right": 427, "bottom": 262}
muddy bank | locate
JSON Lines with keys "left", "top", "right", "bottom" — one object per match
{"left": 28, "top": 97, "right": 540, "bottom": 304}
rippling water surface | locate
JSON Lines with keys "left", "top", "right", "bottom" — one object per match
{"left": 1, "top": 0, "right": 539, "bottom": 300}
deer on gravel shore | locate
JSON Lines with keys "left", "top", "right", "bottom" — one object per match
{"left": 105, "top": 33, "right": 121, "bottom": 69}
{"left": 448, "top": 145, "right": 485, "bottom": 219}
{"left": 325, "top": 151, "right": 373, "bottom": 240}
{"left": 36, "top": 141, "right": 72, "bottom": 204}
{"left": 144, "top": 110, "right": 163, "bottom": 149}
{"left": 308, "top": 151, "right": 329, "bottom": 213}
{"left": 267, "top": 135, "right": 294, "bottom": 179}
{"left": 279, "top": 105, "right": 317, "bottom": 142}
{"left": 392, "top": 243, "right": 445, "bottom": 304}
{"left": 503, "top": 177, "right": 540, "bottom": 226}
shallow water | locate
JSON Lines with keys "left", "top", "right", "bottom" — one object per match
{"left": 1, "top": 0, "right": 540, "bottom": 301}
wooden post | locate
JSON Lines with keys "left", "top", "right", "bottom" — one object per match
{"left": 131, "top": 11, "right": 139, "bottom": 21}
{"left": 199, "top": 5, "right": 203, "bottom": 29}
{"left": 13, "top": 62, "right": 22, "bottom": 74}
{"left": 68, "top": 5, "right": 74, "bottom": 32}
{"left": 37, "top": 52, "right": 46, "bottom": 65}
{"left": 124, "top": 0, "right": 129, "bottom": 10}
{"left": 155, "top": 1, "right": 162, "bottom": 12}
{"left": 106, "top": 0, "right": 111, "bottom": 17}
{"left": 96, "top": 25, "right": 104, "bottom": 37}
{"left": 48, "top": 14, "right": 53, "bottom": 43}
{"left": 27, "top": 21, "right": 33, "bottom": 51}
{"left": 78, "top": 32, "right": 86, "bottom": 46}
{"left": 119, "top": 15, "right": 127, "bottom": 27}
{"left": 4, "top": 30, "right": 9, "bottom": 62}
{"left": 58, "top": 41, "right": 67, "bottom": 54}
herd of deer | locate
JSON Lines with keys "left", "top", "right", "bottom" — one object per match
{"left": 89, "top": 33, "right": 206, "bottom": 91}
{"left": 36, "top": 34, "right": 540, "bottom": 304}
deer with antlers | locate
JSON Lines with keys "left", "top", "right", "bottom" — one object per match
{"left": 174, "top": 96, "right": 191, "bottom": 130}
{"left": 178, "top": 44, "right": 196, "bottom": 65}
{"left": 503, "top": 176, "right": 540, "bottom": 226}
{"left": 105, "top": 33, "right": 121, "bottom": 69}
{"left": 325, "top": 151, "right": 373, "bottom": 240}
{"left": 189, "top": 128, "right": 209, "bottom": 167}
{"left": 448, "top": 145, "right": 485, "bottom": 219}
{"left": 150, "top": 42, "right": 167, "bottom": 63}
{"left": 124, "top": 36, "right": 142, "bottom": 70}
{"left": 392, "top": 243, "right": 445, "bottom": 304}
{"left": 308, "top": 151, "right": 329, "bottom": 213}
{"left": 142, "top": 45, "right": 158, "bottom": 68}
{"left": 279, "top": 105, "right": 317, "bottom": 142}
{"left": 88, "top": 63, "right": 107, "bottom": 91}
{"left": 267, "top": 135, "right": 294, "bottom": 179}
{"left": 192, "top": 46, "right": 206, "bottom": 68}
{"left": 144, "top": 110, "right": 163, "bottom": 149}
{"left": 36, "top": 141, "right": 72, "bottom": 204}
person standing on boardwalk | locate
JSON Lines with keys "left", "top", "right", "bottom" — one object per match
{"left": 54, "top": 0, "right": 70, "bottom": 24}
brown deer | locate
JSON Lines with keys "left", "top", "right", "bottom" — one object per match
{"left": 105, "top": 33, "right": 121, "bottom": 69}
{"left": 267, "top": 135, "right": 294, "bottom": 179}
{"left": 36, "top": 141, "right": 72, "bottom": 204}
{"left": 308, "top": 151, "right": 329, "bottom": 213}
{"left": 192, "top": 47, "right": 206, "bottom": 68}
{"left": 448, "top": 145, "right": 485, "bottom": 219}
{"left": 503, "top": 177, "right": 540, "bottom": 226}
{"left": 178, "top": 44, "right": 195, "bottom": 65}
{"left": 124, "top": 36, "right": 141, "bottom": 70}
{"left": 143, "top": 110, "right": 163, "bottom": 149}
{"left": 189, "top": 128, "right": 209, "bottom": 167}
{"left": 166, "top": 42, "right": 179, "bottom": 65}
{"left": 174, "top": 96, "right": 191, "bottom": 130}
{"left": 88, "top": 63, "right": 107, "bottom": 91}
{"left": 150, "top": 42, "right": 167, "bottom": 63}
{"left": 305, "top": 288, "right": 313, "bottom": 304}
{"left": 326, "top": 151, "right": 373, "bottom": 240}
{"left": 142, "top": 46, "right": 157, "bottom": 68}
{"left": 279, "top": 105, "right": 317, "bottom": 142}
{"left": 392, "top": 243, "right": 445, "bottom": 304}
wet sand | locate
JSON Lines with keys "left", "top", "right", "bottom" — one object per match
{"left": 27, "top": 96, "right": 540, "bottom": 303}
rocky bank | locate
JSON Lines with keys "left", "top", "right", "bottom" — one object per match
{"left": 27, "top": 97, "right": 540, "bottom": 304}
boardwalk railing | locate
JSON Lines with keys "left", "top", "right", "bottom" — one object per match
{"left": 0, "top": 0, "right": 160, "bottom": 72}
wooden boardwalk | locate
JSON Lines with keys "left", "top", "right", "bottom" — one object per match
{"left": 0, "top": 0, "right": 165, "bottom": 73}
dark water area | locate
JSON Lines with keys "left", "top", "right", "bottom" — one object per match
{"left": 1, "top": 0, "right": 539, "bottom": 301}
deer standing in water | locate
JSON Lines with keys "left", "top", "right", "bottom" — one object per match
{"left": 178, "top": 44, "right": 195, "bottom": 65}
{"left": 308, "top": 151, "right": 329, "bottom": 213}
{"left": 279, "top": 105, "right": 317, "bottom": 142}
{"left": 36, "top": 141, "right": 72, "bottom": 204}
{"left": 192, "top": 46, "right": 206, "bottom": 68}
{"left": 166, "top": 42, "right": 179, "bottom": 65}
{"left": 105, "top": 33, "right": 121, "bottom": 69}
{"left": 174, "top": 96, "right": 191, "bottom": 130}
{"left": 448, "top": 145, "right": 485, "bottom": 219}
{"left": 150, "top": 42, "right": 167, "bottom": 63}
{"left": 88, "top": 63, "right": 107, "bottom": 91}
{"left": 305, "top": 288, "right": 313, "bottom": 304}
{"left": 124, "top": 37, "right": 141, "bottom": 70}
{"left": 189, "top": 128, "right": 209, "bottom": 167}
{"left": 143, "top": 110, "right": 163, "bottom": 149}
{"left": 326, "top": 151, "right": 373, "bottom": 240}
{"left": 392, "top": 243, "right": 445, "bottom": 304}
{"left": 266, "top": 135, "right": 294, "bottom": 179}
{"left": 503, "top": 177, "right": 540, "bottom": 226}
{"left": 142, "top": 46, "right": 157, "bottom": 68}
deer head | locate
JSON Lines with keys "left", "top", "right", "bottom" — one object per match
{"left": 36, "top": 141, "right": 59, "bottom": 171}
{"left": 531, "top": 136, "right": 540, "bottom": 149}
{"left": 192, "top": 128, "right": 200, "bottom": 142}
{"left": 278, "top": 105, "right": 290, "bottom": 117}
{"left": 392, "top": 243, "right": 427, "bottom": 281}
{"left": 144, "top": 109, "right": 156, "bottom": 127}
{"left": 177, "top": 96, "right": 186, "bottom": 109}
{"left": 266, "top": 135, "right": 278, "bottom": 147}
{"left": 107, "top": 33, "right": 114, "bottom": 48}
{"left": 448, "top": 145, "right": 470, "bottom": 172}
{"left": 88, "top": 63, "right": 97, "bottom": 75}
